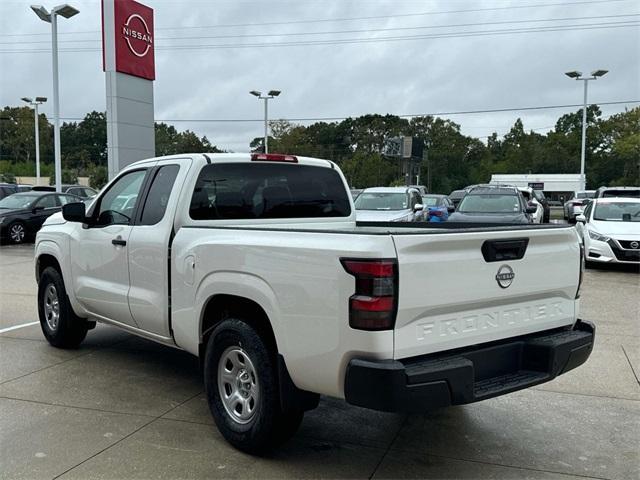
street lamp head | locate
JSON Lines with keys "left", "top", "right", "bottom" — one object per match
{"left": 250, "top": 90, "right": 262, "bottom": 97}
{"left": 31, "top": 5, "right": 52, "bottom": 22}
{"left": 268, "top": 90, "right": 281, "bottom": 97}
{"left": 564, "top": 70, "right": 583, "bottom": 79}
{"left": 21, "top": 97, "right": 33, "bottom": 103}
{"left": 52, "top": 4, "right": 79, "bottom": 18}
{"left": 35, "top": 96, "right": 48, "bottom": 103}
{"left": 591, "top": 69, "right": 608, "bottom": 78}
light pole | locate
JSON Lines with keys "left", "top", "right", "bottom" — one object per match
{"left": 564, "top": 69, "right": 608, "bottom": 191}
{"left": 21, "top": 96, "right": 47, "bottom": 185}
{"left": 250, "top": 90, "right": 281, "bottom": 153}
{"left": 30, "top": 4, "right": 79, "bottom": 192}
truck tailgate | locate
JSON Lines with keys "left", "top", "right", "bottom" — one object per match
{"left": 392, "top": 227, "right": 580, "bottom": 359}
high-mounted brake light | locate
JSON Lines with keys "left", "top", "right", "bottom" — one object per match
{"left": 251, "top": 153, "right": 298, "bottom": 163}
{"left": 341, "top": 259, "right": 398, "bottom": 331}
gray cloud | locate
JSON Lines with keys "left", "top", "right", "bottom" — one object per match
{"left": 1, "top": 0, "right": 638, "bottom": 152}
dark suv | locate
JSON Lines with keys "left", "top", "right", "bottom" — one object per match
{"left": 0, "top": 183, "right": 17, "bottom": 200}
{"left": 448, "top": 185, "right": 537, "bottom": 224}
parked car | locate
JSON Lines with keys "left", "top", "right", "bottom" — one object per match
{"left": 533, "top": 190, "right": 550, "bottom": 223}
{"left": 448, "top": 185, "right": 536, "bottom": 224}
{"left": 0, "top": 191, "right": 80, "bottom": 244}
{"left": 518, "top": 187, "right": 543, "bottom": 224}
{"left": 0, "top": 183, "right": 17, "bottom": 200}
{"left": 421, "top": 194, "right": 455, "bottom": 222}
{"left": 594, "top": 186, "right": 640, "bottom": 199}
{"left": 32, "top": 184, "right": 98, "bottom": 199}
{"left": 349, "top": 188, "right": 363, "bottom": 200}
{"left": 576, "top": 197, "right": 639, "bottom": 265}
{"left": 354, "top": 186, "right": 424, "bottom": 222}
{"left": 408, "top": 184, "right": 428, "bottom": 196}
{"left": 564, "top": 190, "right": 596, "bottom": 223}
{"left": 448, "top": 188, "right": 468, "bottom": 208}
{"left": 34, "top": 152, "right": 593, "bottom": 454}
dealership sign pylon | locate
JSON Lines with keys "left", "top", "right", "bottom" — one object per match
{"left": 102, "top": 0, "right": 155, "bottom": 179}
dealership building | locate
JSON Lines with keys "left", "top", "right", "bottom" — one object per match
{"left": 489, "top": 174, "right": 583, "bottom": 202}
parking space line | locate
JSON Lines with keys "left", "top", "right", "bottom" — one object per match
{"left": 0, "top": 321, "right": 38, "bottom": 334}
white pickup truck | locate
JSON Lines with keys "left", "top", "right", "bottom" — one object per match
{"left": 35, "top": 153, "right": 594, "bottom": 453}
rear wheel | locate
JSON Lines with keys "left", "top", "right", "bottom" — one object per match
{"left": 38, "top": 267, "right": 88, "bottom": 348}
{"left": 204, "top": 318, "right": 303, "bottom": 454}
{"left": 8, "top": 221, "right": 27, "bottom": 244}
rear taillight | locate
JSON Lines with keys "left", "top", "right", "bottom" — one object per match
{"left": 430, "top": 209, "right": 442, "bottom": 216}
{"left": 251, "top": 153, "right": 298, "bottom": 163}
{"left": 576, "top": 243, "right": 585, "bottom": 299}
{"left": 341, "top": 259, "right": 398, "bottom": 331}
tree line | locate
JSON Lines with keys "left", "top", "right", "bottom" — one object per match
{"left": 1, "top": 105, "right": 638, "bottom": 192}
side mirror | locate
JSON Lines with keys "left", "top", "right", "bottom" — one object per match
{"left": 575, "top": 214, "right": 586, "bottom": 223}
{"left": 447, "top": 206, "right": 455, "bottom": 213}
{"left": 413, "top": 203, "right": 424, "bottom": 212}
{"left": 525, "top": 206, "right": 537, "bottom": 214}
{"left": 62, "top": 202, "right": 88, "bottom": 223}
{"left": 32, "top": 206, "right": 44, "bottom": 213}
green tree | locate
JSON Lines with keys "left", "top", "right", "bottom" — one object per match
{"left": 88, "top": 164, "right": 108, "bottom": 190}
{"left": 340, "top": 152, "right": 396, "bottom": 188}
{"left": 49, "top": 169, "right": 78, "bottom": 185}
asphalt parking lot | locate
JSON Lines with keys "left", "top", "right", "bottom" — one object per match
{"left": 1, "top": 243, "right": 638, "bottom": 480}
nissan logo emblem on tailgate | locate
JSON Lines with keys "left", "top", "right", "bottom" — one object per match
{"left": 496, "top": 265, "right": 515, "bottom": 289}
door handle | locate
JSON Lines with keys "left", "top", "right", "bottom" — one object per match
{"left": 112, "top": 238, "right": 127, "bottom": 246}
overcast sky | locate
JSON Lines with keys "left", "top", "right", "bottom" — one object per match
{"left": 1, "top": 0, "right": 638, "bottom": 152}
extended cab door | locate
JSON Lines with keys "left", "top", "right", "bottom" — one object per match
{"left": 70, "top": 168, "right": 149, "bottom": 327}
{"left": 127, "top": 158, "right": 191, "bottom": 337}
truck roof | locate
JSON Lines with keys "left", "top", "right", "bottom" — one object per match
{"left": 126, "top": 152, "right": 336, "bottom": 170}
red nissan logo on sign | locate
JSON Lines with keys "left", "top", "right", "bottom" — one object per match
{"left": 122, "top": 13, "right": 153, "bottom": 57}
{"left": 104, "top": 0, "right": 155, "bottom": 80}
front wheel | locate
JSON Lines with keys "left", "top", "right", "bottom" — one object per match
{"left": 38, "top": 267, "right": 88, "bottom": 348}
{"left": 204, "top": 318, "right": 303, "bottom": 454}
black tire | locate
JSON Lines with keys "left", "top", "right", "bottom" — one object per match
{"left": 38, "top": 266, "right": 88, "bottom": 348}
{"left": 203, "top": 318, "right": 303, "bottom": 454}
{"left": 7, "top": 221, "right": 27, "bottom": 244}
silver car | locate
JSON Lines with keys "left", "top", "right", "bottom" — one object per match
{"left": 354, "top": 187, "right": 425, "bottom": 222}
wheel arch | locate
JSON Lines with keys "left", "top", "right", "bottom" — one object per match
{"left": 199, "top": 294, "right": 278, "bottom": 360}
{"left": 35, "top": 239, "right": 87, "bottom": 318}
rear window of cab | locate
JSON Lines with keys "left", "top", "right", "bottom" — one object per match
{"left": 189, "top": 163, "right": 351, "bottom": 220}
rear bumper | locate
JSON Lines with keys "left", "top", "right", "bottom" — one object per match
{"left": 344, "top": 319, "right": 595, "bottom": 413}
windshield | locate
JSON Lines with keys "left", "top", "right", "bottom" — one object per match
{"left": 577, "top": 191, "right": 595, "bottom": 199}
{"left": 594, "top": 202, "right": 640, "bottom": 222}
{"left": 0, "top": 195, "right": 39, "bottom": 209}
{"left": 354, "top": 193, "right": 408, "bottom": 211}
{"left": 422, "top": 196, "right": 442, "bottom": 207}
{"left": 458, "top": 194, "right": 521, "bottom": 214}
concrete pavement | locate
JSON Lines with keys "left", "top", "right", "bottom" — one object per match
{"left": 1, "top": 243, "right": 638, "bottom": 479}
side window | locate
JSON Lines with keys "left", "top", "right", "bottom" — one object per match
{"left": 35, "top": 195, "right": 57, "bottom": 209}
{"left": 57, "top": 194, "right": 75, "bottom": 205}
{"left": 95, "top": 170, "right": 147, "bottom": 226}
{"left": 139, "top": 165, "right": 180, "bottom": 225}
